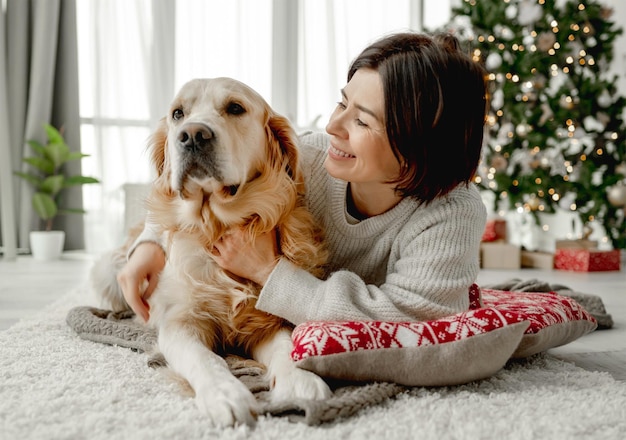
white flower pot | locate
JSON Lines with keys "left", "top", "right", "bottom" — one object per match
{"left": 30, "top": 231, "right": 65, "bottom": 261}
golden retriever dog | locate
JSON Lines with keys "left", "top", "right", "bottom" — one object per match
{"left": 91, "top": 78, "right": 331, "bottom": 427}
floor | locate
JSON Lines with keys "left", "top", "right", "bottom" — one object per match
{"left": 0, "top": 252, "right": 96, "bottom": 330}
{"left": 1, "top": 253, "right": 624, "bottom": 380}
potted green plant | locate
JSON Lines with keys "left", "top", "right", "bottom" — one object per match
{"left": 14, "top": 123, "right": 100, "bottom": 260}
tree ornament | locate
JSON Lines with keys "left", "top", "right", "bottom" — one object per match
{"left": 520, "top": 81, "right": 534, "bottom": 93}
{"left": 485, "top": 52, "right": 502, "bottom": 70}
{"left": 607, "top": 183, "right": 626, "bottom": 207}
{"left": 583, "top": 116, "right": 605, "bottom": 133}
{"left": 537, "top": 32, "right": 556, "bottom": 52}
{"left": 600, "top": 6, "right": 614, "bottom": 20}
{"left": 533, "top": 75, "right": 547, "bottom": 89}
{"left": 490, "top": 154, "right": 508, "bottom": 172}
{"left": 526, "top": 196, "right": 541, "bottom": 211}
{"left": 539, "top": 103, "right": 554, "bottom": 125}
{"left": 505, "top": 4, "right": 518, "bottom": 21}
{"left": 518, "top": 0, "right": 543, "bottom": 26}
{"left": 500, "top": 27, "right": 515, "bottom": 40}
{"left": 591, "top": 170, "right": 604, "bottom": 187}
{"left": 548, "top": 71, "right": 567, "bottom": 95}
{"left": 597, "top": 90, "right": 612, "bottom": 108}
{"left": 596, "top": 112, "right": 610, "bottom": 126}
{"left": 491, "top": 89, "right": 504, "bottom": 110}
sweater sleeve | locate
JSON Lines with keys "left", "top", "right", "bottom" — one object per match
{"left": 126, "top": 220, "right": 167, "bottom": 259}
{"left": 255, "top": 187, "right": 487, "bottom": 325}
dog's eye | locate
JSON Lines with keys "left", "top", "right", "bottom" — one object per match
{"left": 226, "top": 102, "right": 245, "bottom": 115}
{"left": 172, "top": 108, "right": 184, "bottom": 120}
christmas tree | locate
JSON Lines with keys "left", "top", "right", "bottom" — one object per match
{"left": 446, "top": 0, "right": 626, "bottom": 249}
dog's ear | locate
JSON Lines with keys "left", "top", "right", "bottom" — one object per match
{"left": 148, "top": 117, "right": 168, "bottom": 176}
{"left": 267, "top": 112, "right": 302, "bottom": 185}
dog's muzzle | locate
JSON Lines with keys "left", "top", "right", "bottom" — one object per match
{"left": 175, "top": 122, "right": 222, "bottom": 189}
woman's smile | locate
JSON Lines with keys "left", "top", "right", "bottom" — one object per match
{"left": 328, "top": 144, "right": 356, "bottom": 159}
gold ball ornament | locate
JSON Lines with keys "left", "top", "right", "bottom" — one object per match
{"left": 537, "top": 32, "right": 556, "bottom": 52}
{"left": 490, "top": 155, "right": 508, "bottom": 172}
{"left": 607, "top": 183, "right": 626, "bottom": 207}
{"left": 526, "top": 196, "right": 541, "bottom": 211}
{"left": 600, "top": 6, "right": 614, "bottom": 20}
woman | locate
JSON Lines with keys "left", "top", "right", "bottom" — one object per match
{"left": 119, "top": 32, "right": 488, "bottom": 325}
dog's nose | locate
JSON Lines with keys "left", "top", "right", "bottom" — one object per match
{"left": 178, "top": 123, "right": 214, "bottom": 151}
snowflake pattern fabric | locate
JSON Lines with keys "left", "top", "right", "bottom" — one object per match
{"left": 291, "top": 284, "right": 597, "bottom": 363}
{"left": 480, "top": 288, "right": 597, "bottom": 335}
{"left": 292, "top": 306, "right": 522, "bottom": 362}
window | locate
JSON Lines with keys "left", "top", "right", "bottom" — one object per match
{"left": 174, "top": 0, "right": 273, "bottom": 95}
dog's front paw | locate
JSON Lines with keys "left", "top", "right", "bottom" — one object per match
{"left": 195, "top": 376, "right": 259, "bottom": 427}
{"left": 271, "top": 368, "right": 332, "bottom": 402}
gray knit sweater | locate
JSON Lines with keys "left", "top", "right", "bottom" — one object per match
{"left": 255, "top": 132, "right": 487, "bottom": 325}
{"left": 135, "top": 132, "right": 487, "bottom": 325}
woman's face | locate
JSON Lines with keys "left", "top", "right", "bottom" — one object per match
{"left": 324, "top": 69, "right": 402, "bottom": 186}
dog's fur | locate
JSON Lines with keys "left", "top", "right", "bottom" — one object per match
{"left": 91, "top": 78, "right": 331, "bottom": 427}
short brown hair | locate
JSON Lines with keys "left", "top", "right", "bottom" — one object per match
{"left": 348, "top": 32, "right": 487, "bottom": 203}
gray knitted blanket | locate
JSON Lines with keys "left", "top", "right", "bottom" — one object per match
{"left": 482, "top": 278, "right": 613, "bottom": 329}
{"left": 65, "top": 306, "right": 405, "bottom": 425}
{"left": 65, "top": 278, "right": 611, "bottom": 425}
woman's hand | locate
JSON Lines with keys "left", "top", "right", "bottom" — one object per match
{"left": 211, "top": 228, "right": 280, "bottom": 286}
{"left": 117, "top": 241, "right": 166, "bottom": 322}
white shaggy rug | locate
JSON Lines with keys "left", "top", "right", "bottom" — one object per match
{"left": 1, "top": 285, "right": 626, "bottom": 440}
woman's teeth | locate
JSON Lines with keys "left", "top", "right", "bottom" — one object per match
{"left": 330, "top": 145, "right": 355, "bottom": 158}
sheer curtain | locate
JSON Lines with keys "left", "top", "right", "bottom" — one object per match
{"left": 297, "top": 0, "right": 417, "bottom": 129}
{"left": 77, "top": 0, "right": 453, "bottom": 253}
{"left": 174, "top": 0, "right": 273, "bottom": 95}
{"left": 77, "top": 0, "right": 154, "bottom": 253}
{"left": 297, "top": 0, "right": 453, "bottom": 128}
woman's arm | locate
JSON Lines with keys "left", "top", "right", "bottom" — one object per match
{"left": 255, "top": 188, "right": 486, "bottom": 325}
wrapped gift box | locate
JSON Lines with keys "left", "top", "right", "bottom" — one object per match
{"left": 521, "top": 251, "right": 554, "bottom": 270}
{"left": 555, "top": 238, "right": 597, "bottom": 249}
{"left": 482, "top": 218, "right": 507, "bottom": 242}
{"left": 553, "top": 248, "right": 621, "bottom": 272}
{"left": 480, "top": 242, "right": 520, "bottom": 269}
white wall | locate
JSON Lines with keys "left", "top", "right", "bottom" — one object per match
{"left": 603, "top": 0, "right": 626, "bottom": 98}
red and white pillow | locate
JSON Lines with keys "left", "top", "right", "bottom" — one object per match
{"left": 291, "top": 284, "right": 597, "bottom": 386}
{"left": 479, "top": 288, "right": 597, "bottom": 358}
